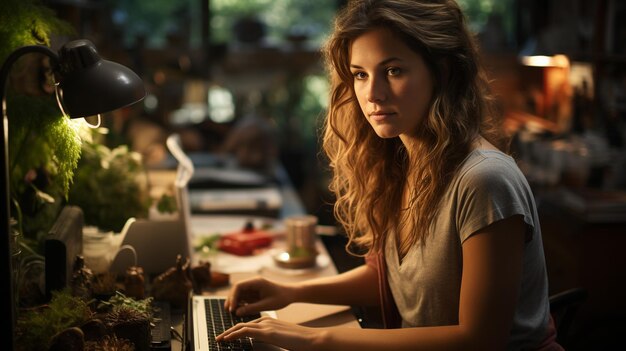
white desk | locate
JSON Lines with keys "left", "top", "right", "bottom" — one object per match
{"left": 170, "top": 215, "right": 361, "bottom": 350}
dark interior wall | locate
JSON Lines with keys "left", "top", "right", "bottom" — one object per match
{"left": 515, "top": 0, "right": 599, "bottom": 56}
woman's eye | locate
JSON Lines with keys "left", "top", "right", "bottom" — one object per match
{"left": 353, "top": 71, "right": 367, "bottom": 80}
{"left": 386, "top": 67, "right": 401, "bottom": 76}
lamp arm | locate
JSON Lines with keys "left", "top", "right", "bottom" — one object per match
{"left": 0, "top": 44, "right": 59, "bottom": 351}
{"left": 1, "top": 45, "right": 59, "bottom": 117}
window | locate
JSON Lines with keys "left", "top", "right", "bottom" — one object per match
{"left": 458, "top": 0, "right": 517, "bottom": 52}
{"left": 210, "top": 0, "right": 337, "bottom": 47}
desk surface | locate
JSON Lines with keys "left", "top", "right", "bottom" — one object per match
{"left": 171, "top": 215, "right": 361, "bottom": 350}
{"left": 149, "top": 155, "right": 360, "bottom": 349}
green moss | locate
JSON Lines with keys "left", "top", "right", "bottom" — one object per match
{"left": 0, "top": 0, "right": 73, "bottom": 62}
{"left": 16, "top": 289, "right": 92, "bottom": 351}
{"left": 7, "top": 95, "right": 81, "bottom": 197}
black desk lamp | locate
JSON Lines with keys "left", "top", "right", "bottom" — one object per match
{"left": 0, "top": 39, "right": 145, "bottom": 350}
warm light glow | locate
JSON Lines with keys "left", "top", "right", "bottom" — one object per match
{"left": 521, "top": 54, "right": 570, "bottom": 68}
{"left": 278, "top": 251, "right": 291, "bottom": 261}
{"left": 208, "top": 86, "right": 235, "bottom": 123}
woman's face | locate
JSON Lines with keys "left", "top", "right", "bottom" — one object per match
{"left": 350, "top": 27, "right": 434, "bottom": 141}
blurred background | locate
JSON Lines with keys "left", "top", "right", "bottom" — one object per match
{"left": 3, "top": 0, "right": 626, "bottom": 349}
{"left": 39, "top": 0, "right": 626, "bottom": 218}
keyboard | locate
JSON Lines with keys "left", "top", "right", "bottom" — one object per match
{"left": 201, "top": 297, "right": 261, "bottom": 351}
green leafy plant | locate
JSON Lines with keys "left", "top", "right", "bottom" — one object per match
{"left": 156, "top": 192, "right": 177, "bottom": 214}
{"left": 68, "top": 128, "right": 151, "bottom": 232}
{"left": 194, "top": 233, "right": 221, "bottom": 252}
{"left": 98, "top": 291, "right": 153, "bottom": 319}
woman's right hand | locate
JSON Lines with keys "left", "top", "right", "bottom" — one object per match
{"left": 224, "top": 277, "right": 297, "bottom": 316}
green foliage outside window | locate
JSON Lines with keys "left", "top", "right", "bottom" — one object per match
{"left": 211, "top": 0, "right": 336, "bottom": 46}
{"left": 106, "top": 0, "right": 189, "bottom": 48}
{"left": 106, "top": 0, "right": 337, "bottom": 48}
{"left": 458, "top": 0, "right": 516, "bottom": 43}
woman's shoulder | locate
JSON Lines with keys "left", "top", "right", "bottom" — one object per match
{"left": 461, "top": 148, "right": 515, "bottom": 169}
{"left": 456, "top": 149, "right": 526, "bottom": 190}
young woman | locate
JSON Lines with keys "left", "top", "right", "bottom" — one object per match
{"left": 217, "top": 1, "right": 562, "bottom": 350}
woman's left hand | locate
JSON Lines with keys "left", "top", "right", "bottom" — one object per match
{"left": 216, "top": 316, "right": 326, "bottom": 351}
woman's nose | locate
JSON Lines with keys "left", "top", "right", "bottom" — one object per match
{"left": 366, "top": 77, "right": 387, "bottom": 103}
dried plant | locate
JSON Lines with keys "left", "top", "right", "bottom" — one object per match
{"left": 92, "top": 273, "right": 119, "bottom": 298}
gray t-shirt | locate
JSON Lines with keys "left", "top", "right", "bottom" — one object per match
{"left": 385, "top": 149, "right": 550, "bottom": 350}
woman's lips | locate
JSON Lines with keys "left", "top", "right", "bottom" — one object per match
{"left": 369, "top": 111, "right": 395, "bottom": 122}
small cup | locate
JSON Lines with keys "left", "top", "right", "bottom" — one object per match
{"left": 275, "top": 215, "right": 318, "bottom": 269}
{"left": 285, "top": 215, "right": 318, "bottom": 255}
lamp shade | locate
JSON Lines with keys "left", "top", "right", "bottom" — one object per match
{"left": 57, "top": 40, "right": 145, "bottom": 118}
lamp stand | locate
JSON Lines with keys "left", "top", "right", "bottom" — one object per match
{"left": 0, "top": 45, "right": 60, "bottom": 351}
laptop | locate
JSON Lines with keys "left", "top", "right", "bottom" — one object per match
{"left": 187, "top": 295, "right": 282, "bottom": 351}
{"left": 111, "top": 134, "right": 195, "bottom": 275}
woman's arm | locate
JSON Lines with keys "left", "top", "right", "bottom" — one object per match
{"left": 225, "top": 261, "right": 380, "bottom": 316}
{"left": 220, "top": 215, "right": 526, "bottom": 350}
{"left": 295, "top": 263, "right": 380, "bottom": 306}
{"left": 322, "top": 214, "right": 527, "bottom": 350}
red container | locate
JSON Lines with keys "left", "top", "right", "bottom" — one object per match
{"left": 217, "top": 225, "right": 274, "bottom": 256}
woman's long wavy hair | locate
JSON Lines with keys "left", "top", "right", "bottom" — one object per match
{"left": 321, "top": 0, "right": 507, "bottom": 257}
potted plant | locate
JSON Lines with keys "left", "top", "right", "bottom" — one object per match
{"left": 67, "top": 128, "right": 151, "bottom": 233}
